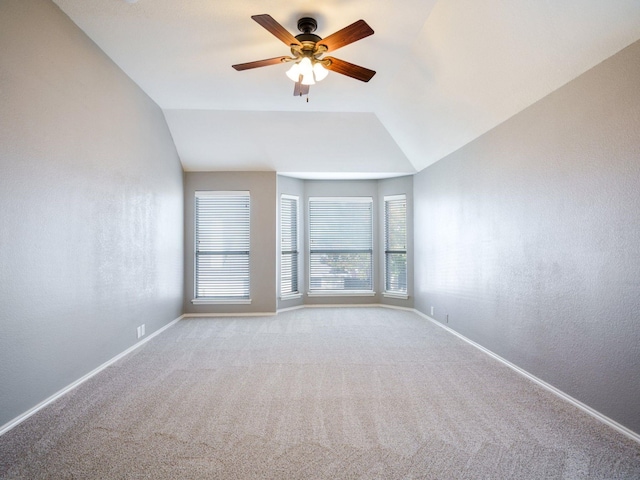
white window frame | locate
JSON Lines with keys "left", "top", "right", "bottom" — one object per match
{"left": 308, "top": 196, "right": 375, "bottom": 296}
{"left": 280, "top": 194, "right": 301, "bottom": 299}
{"left": 383, "top": 194, "right": 408, "bottom": 299}
{"left": 192, "top": 191, "right": 251, "bottom": 305}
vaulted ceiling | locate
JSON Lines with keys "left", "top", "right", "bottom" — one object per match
{"left": 53, "top": 0, "right": 640, "bottom": 179}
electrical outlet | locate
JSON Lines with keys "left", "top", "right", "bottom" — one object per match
{"left": 430, "top": 306, "right": 434, "bottom": 316}
{"left": 136, "top": 324, "right": 145, "bottom": 339}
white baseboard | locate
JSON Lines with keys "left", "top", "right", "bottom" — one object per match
{"left": 0, "top": 314, "right": 183, "bottom": 437}
{"left": 4, "top": 306, "right": 638, "bottom": 445}
{"left": 301, "top": 303, "right": 383, "bottom": 309}
{"left": 412, "top": 309, "right": 640, "bottom": 445}
{"left": 378, "top": 303, "right": 416, "bottom": 312}
{"left": 276, "top": 305, "right": 305, "bottom": 314}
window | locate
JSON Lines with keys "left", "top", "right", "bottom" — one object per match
{"left": 194, "top": 191, "right": 250, "bottom": 303}
{"left": 308, "top": 197, "right": 373, "bottom": 294}
{"left": 280, "top": 195, "right": 299, "bottom": 297}
{"left": 384, "top": 194, "right": 407, "bottom": 296}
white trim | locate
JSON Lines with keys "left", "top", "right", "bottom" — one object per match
{"left": 0, "top": 314, "right": 184, "bottom": 437}
{"left": 307, "top": 291, "right": 376, "bottom": 297}
{"left": 383, "top": 193, "right": 407, "bottom": 202}
{"left": 276, "top": 305, "right": 306, "bottom": 314}
{"left": 279, "top": 303, "right": 410, "bottom": 311}
{"left": 183, "top": 312, "right": 276, "bottom": 318}
{"left": 281, "top": 193, "right": 299, "bottom": 201}
{"left": 412, "top": 309, "right": 640, "bottom": 445}
{"left": 295, "top": 303, "right": 412, "bottom": 310}
{"left": 303, "top": 303, "right": 381, "bottom": 308}
{"left": 379, "top": 304, "right": 415, "bottom": 312}
{"left": 383, "top": 292, "right": 409, "bottom": 299}
{"left": 195, "top": 190, "right": 250, "bottom": 197}
{"left": 4, "top": 305, "right": 636, "bottom": 446}
{"left": 191, "top": 298, "right": 252, "bottom": 305}
{"left": 308, "top": 196, "right": 373, "bottom": 203}
{"left": 280, "top": 293, "right": 303, "bottom": 300}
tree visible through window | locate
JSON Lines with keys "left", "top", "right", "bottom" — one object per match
{"left": 308, "top": 197, "right": 373, "bottom": 292}
{"left": 384, "top": 194, "right": 407, "bottom": 295}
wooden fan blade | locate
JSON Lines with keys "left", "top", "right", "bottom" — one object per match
{"left": 232, "top": 56, "right": 289, "bottom": 71}
{"left": 318, "top": 20, "right": 374, "bottom": 52}
{"left": 293, "top": 81, "right": 310, "bottom": 96}
{"left": 324, "top": 57, "right": 376, "bottom": 82}
{"left": 252, "top": 14, "right": 301, "bottom": 47}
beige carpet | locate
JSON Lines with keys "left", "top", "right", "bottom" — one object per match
{"left": 1, "top": 307, "right": 639, "bottom": 479}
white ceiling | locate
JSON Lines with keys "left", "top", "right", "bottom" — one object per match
{"left": 53, "top": 0, "right": 640, "bottom": 178}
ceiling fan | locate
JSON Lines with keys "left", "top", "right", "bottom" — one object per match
{"left": 232, "top": 14, "right": 376, "bottom": 96}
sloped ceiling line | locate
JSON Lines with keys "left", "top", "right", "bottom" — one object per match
{"left": 53, "top": 0, "right": 640, "bottom": 178}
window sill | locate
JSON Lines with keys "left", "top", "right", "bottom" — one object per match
{"left": 191, "top": 298, "right": 252, "bottom": 305}
{"left": 280, "top": 293, "right": 303, "bottom": 300}
{"left": 383, "top": 292, "right": 409, "bottom": 300}
{"left": 307, "top": 291, "right": 376, "bottom": 297}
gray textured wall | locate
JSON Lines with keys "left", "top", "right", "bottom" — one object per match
{"left": 414, "top": 40, "right": 640, "bottom": 434}
{"left": 183, "top": 172, "right": 278, "bottom": 314}
{"left": 0, "top": 0, "right": 184, "bottom": 428}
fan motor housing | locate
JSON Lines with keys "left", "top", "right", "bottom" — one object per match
{"left": 295, "top": 17, "right": 322, "bottom": 44}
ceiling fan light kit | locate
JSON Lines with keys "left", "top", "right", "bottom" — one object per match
{"left": 285, "top": 57, "right": 328, "bottom": 86}
{"left": 232, "top": 14, "right": 376, "bottom": 96}
{"left": 285, "top": 17, "right": 330, "bottom": 86}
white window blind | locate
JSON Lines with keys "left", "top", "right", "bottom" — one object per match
{"left": 280, "top": 195, "right": 299, "bottom": 296}
{"left": 308, "top": 197, "right": 373, "bottom": 293}
{"left": 195, "top": 191, "right": 250, "bottom": 300}
{"left": 384, "top": 194, "right": 407, "bottom": 295}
